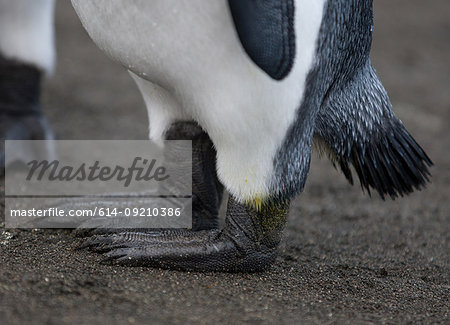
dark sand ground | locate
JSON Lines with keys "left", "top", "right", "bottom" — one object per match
{"left": 1, "top": 1, "right": 449, "bottom": 324}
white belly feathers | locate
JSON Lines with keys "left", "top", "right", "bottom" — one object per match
{"left": 71, "top": 0, "right": 325, "bottom": 201}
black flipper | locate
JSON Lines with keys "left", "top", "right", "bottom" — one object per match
{"left": 314, "top": 61, "right": 432, "bottom": 199}
{"left": 228, "top": 0, "right": 295, "bottom": 80}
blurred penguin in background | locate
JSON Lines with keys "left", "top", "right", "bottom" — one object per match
{"left": 0, "top": 0, "right": 55, "bottom": 167}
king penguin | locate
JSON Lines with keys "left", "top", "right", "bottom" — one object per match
{"left": 71, "top": 0, "right": 432, "bottom": 272}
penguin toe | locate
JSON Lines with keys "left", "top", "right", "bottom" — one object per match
{"left": 74, "top": 227, "right": 147, "bottom": 238}
{"left": 78, "top": 229, "right": 199, "bottom": 253}
{"left": 104, "top": 248, "right": 131, "bottom": 262}
{"left": 78, "top": 234, "right": 115, "bottom": 252}
{"left": 78, "top": 233, "right": 140, "bottom": 252}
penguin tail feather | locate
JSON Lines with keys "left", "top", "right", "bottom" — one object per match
{"left": 314, "top": 61, "right": 433, "bottom": 200}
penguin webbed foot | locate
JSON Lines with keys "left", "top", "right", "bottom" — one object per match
{"left": 80, "top": 197, "right": 290, "bottom": 272}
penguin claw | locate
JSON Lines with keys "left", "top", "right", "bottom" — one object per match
{"left": 77, "top": 234, "right": 115, "bottom": 251}
{"left": 104, "top": 249, "right": 129, "bottom": 261}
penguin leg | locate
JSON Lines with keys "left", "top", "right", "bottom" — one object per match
{"left": 74, "top": 121, "right": 223, "bottom": 236}
{"left": 81, "top": 196, "right": 289, "bottom": 272}
{"left": 0, "top": 56, "right": 54, "bottom": 171}
{"left": 165, "top": 121, "right": 224, "bottom": 231}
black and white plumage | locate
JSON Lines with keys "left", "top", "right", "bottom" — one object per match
{"left": 71, "top": 0, "right": 431, "bottom": 207}
{"left": 71, "top": 0, "right": 327, "bottom": 204}
{"left": 273, "top": 0, "right": 432, "bottom": 202}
